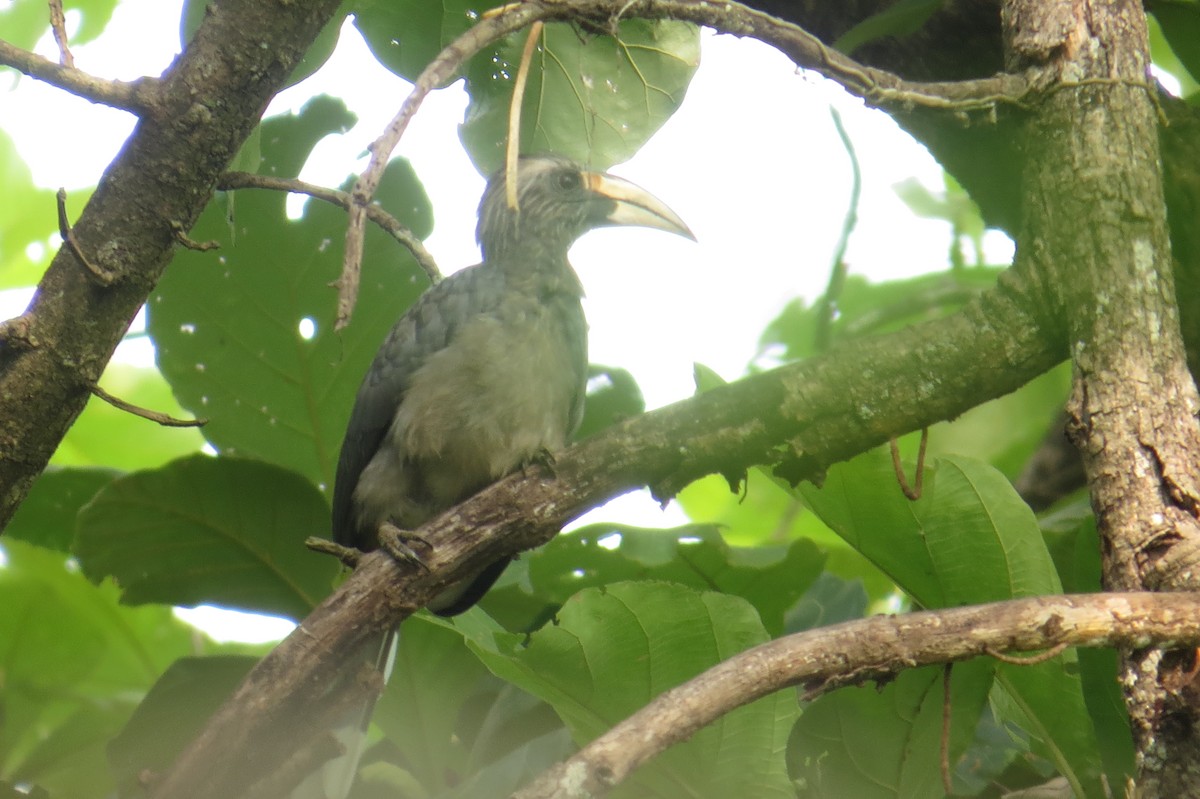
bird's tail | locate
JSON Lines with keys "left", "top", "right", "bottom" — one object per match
{"left": 290, "top": 627, "right": 399, "bottom": 799}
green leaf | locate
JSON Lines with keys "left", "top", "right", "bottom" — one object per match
{"left": 74, "top": 454, "right": 337, "bottom": 619}
{"left": 460, "top": 582, "right": 797, "bottom": 798}
{"left": 676, "top": 468, "right": 899, "bottom": 603}
{"left": 107, "top": 656, "right": 258, "bottom": 797}
{"left": 800, "top": 451, "right": 1063, "bottom": 606}
{"left": 373, "top": 625, "right": 575, "bottom": 798}
{"left": 522, "top": 524, "right": 823, "bottom": 636}
{"left": 370, "top": 616, "right": 494, "bottom": 792}
{"left": 148, "top": 96, "right": 433, "bottom": 491}
{"left": 800, "top": 452, "right": 1106, "bottom": 796}
{"left": 352, "top": 0, "right": 488, "bottom": 82}
{"left": 460, "top": 20, "right": 700, "bottom": 174}
{"left": 833, "top": 0, "right": 943, "bottom": 55}
{"left": 6, "top": 466, "right": 117, "bottom": 552}
{"left": 574, "top": 364, "right": 644, "bottom": 440}
{"left": 0, "top": 541, "right": 200, "bottom": 798}
{"left": 790, "top": 660, "right": 994, "bottom": 798}
{"left": 759, "top": 270, "right": 1003, "bottom": 363}
{"left": 784, "top": 572, "right": 870, "bottom": 634}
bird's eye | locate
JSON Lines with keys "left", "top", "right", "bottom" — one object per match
{"left": 557, "top": 171, "right": 582, "bottom": 191}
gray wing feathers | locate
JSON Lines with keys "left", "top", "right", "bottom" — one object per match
{"left": 332, "top": 265, "right": 503, "bottom": 546}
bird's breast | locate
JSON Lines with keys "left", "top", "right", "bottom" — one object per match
{"left": 389, "top": 296, "right": 586, "bottom": 505}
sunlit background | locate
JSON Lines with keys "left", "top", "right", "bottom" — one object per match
{"left": 0, "top": 0, "right": 1019, "bottom": 641}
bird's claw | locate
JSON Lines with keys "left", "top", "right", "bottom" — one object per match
{"left": 522, "top": 447, "right": 558, "bottom": 478}
{"left": 378, "top": 522, "right": 432, "bottom": 572}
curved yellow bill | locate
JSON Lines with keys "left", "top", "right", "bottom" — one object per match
{"left": 584, "top": 171, "right": 696, "bottom": 241}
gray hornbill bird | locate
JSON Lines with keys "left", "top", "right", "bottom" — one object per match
{"left": 331, "top": 154, "right": 693, "bottom": 615}
{"left": 297, "top": 156, "right": 690, "bottom": 799}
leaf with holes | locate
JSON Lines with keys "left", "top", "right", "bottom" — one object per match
{"left": 147, "top": 96, "right": 433, "bottom": 492}
{"left": 460, "top": 19, "right": 699, "bottom": 174}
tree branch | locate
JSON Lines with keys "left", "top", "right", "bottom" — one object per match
{"left": 516, "top": 592, "right": 1200, "bottom": 799}
{"left": 0, "top": 0, "right": 346, "bottom": 529}
{"left": 151, "top": 267, "right": 1065, "bottom": 798}
{"left": 0, "top": 37, "right": 158, "bottom": 112}
{"left": 1000, "top": 0, "right": 1200, "bottom": 791}
{"left": 216, "top": 171, "right": 441, "bottom": 282}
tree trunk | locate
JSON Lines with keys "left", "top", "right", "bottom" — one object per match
{"left": 1003, "top": 0, "right": 1200, "bottom": 792}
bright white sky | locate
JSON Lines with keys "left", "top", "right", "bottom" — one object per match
{"left": 0, "top": 0, "right": 1013, "bottom": 641}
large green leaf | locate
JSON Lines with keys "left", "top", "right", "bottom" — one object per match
{"left": 74, "top": 454, "right": 337, "bottom": 619}
{"left": 147, "top": 96, "right": 432, "bottom": 491}
{"left": 459, "top": 582, "right": 797, "bottom": 799}
{"left": 0, "top": 541, "right": 199, "bottom": 798}
{"left": 353, "top": 0, "right": 700, "bottom": 180}
{"left": 799, "top": 452, "right": 1106, "bottom": 796}
{"left": 367, "top": 616, "right": 574, "bottom": 796}
{"left": 460, "top": 20, "right": 700, "bottom": 174}
{"left": 520, "top": 524, "right": 823, "bottom": 637}
{"left": 790, "top": 660, "right": 994, "bottom": 798}
{"left": 352, "top": 0, "right": 487, "bottom": 82}
{"left": 107, "top": 656, "right": 258, "bottom": 798}
{"left": 5, "top": 466, "right": 118, "bottom": 552}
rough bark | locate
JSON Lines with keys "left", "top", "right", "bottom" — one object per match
{"left": 517, "top": 592, "right": 1200, "bottom": 799}
{"left": 1002, "top": 0, "right": 1200, "bottom": 792}
{"left": 0, "top": 0, "right": 344, "bottom": 527}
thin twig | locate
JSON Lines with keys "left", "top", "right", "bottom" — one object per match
{"left": 305, "top": 536, "right": 362, "bottom": 569}
{"left": 506, "top": 21, "right": 545, "bottom": 211}
{"left": 0, "top": 38, "right": 156, "bottom": 111}
{"left": 335, "top": 3, "right": 542, "bottom": 330}
{"left": 890, "top": 427, "right": 929, "bottom": 500}
{"left": 47, "top": 0, "right": 75, "bottom": 68}
{"left": 57, "top": 188, "right": 115, "bottom": 285}
{"left": 90, "top": 383, "right": 207, "bottom": 427}
{"left": 0, "top": 314, "right": 38, "bottom": 349}
{"left": 814, "top": 106, "right": 862, "bottom": 353}
{"left": 984, "top": 641, "right": 1070, "bottom": 665}
{"left": 170, "top": 220, "right": 220, "bottom": 252}
{"left": 217, "top": 171, "right": 441, "bottom": 283}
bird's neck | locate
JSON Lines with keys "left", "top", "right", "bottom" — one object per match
{"left": 484, "top": 242, "right": 585, "bottom": 299}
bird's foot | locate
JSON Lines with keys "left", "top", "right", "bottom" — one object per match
{"left": 305, "top": 536, "right": 363, "bottom": 569}
{"left": 522, "top": 447, "right": 558, "bottom": 478}
{"left": 378, "top": 522, "right": 432, "bottom": 572}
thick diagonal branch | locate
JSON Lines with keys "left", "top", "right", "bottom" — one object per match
{"left": 150, "top": 270, "right": 1063, "bottom": 799}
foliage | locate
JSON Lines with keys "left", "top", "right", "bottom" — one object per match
{"left": 3, "top": 2, "right": 1199, "bottom": 798}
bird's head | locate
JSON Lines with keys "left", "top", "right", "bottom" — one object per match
{"left": 476, "top": 155, "right": 693, "bottom": 265}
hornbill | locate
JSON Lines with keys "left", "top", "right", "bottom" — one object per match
{"left": 301, "top": 155, "right": 692, "bottom": 798}
{"left": 333, "top": 154, "right": 692, "bottom": 613}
